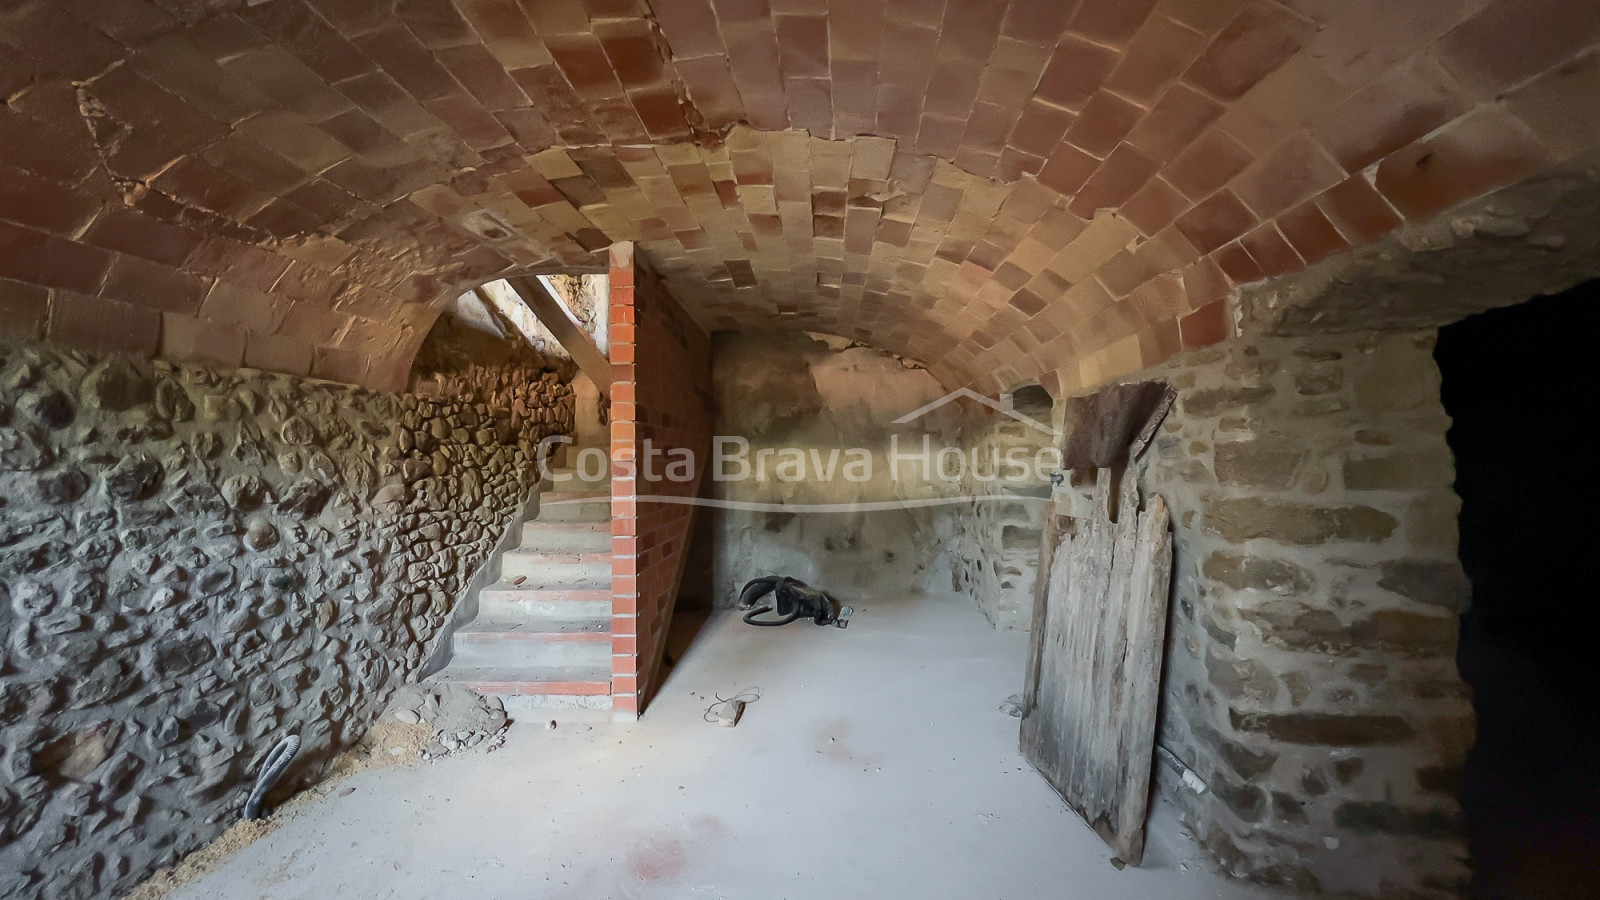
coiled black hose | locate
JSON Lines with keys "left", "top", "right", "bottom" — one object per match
{"left": 738, "top": 576, "right": 802, "bottom": 626}
{"left": 742, "top": 605, "right": 804, "bottom": 626}
{"left": 737, "top": 575, "right": 849, "bottom": 626}
{"left": 243, "top": 735, "right": 300, "bottom": 821}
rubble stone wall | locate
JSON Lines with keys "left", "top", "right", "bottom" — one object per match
{"left": 0, "top": 337, "right": 573, "bottom": 900}
{"left": 708, "top": 331, "right": 968, "bottom": 608}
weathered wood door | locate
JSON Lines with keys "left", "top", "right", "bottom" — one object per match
{"left": 1020, "top": 467, "right": 1173, "bottom": 864}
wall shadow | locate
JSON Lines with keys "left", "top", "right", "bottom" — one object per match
{"left": 1437, "top": 280, "right": 1600, "bottom": 899}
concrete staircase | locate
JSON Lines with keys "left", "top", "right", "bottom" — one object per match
{"left": 431, "top": 458, "right": 613, "bottom": 707}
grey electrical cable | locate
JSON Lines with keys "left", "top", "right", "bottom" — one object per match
{"left": 243, "top": 735, "right": 301, "bottom": 821}
{"left": 1155, "top": 744, "right": 1208, "bottom": 794}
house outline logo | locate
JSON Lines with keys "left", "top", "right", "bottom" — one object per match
{"left": 891, "top": 387, "right": 1061, "bottom": 438}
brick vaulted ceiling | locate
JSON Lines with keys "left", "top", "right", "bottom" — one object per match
{"left": 2, "top": 1, "right": 1598, "bottom": 392}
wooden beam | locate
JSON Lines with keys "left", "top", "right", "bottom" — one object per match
{"left": 505, "top": 275, "right": 612, "bottom": 390}
{"left": 508, "top": 263, "right": 609, "bottom": 275}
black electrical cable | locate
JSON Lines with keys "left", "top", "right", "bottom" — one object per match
{"left": 741, "top": 604, "right": 804, "bottom": 626}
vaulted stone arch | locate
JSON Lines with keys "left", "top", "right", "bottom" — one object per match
{"left": 2, "top": 0, "right": 1595, "bottom": 393}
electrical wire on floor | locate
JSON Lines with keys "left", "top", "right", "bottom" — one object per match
{"left": 703, "top": 687, "right": 761, "bottom": 724}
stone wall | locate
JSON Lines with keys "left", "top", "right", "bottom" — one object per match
{"left": 0, "top": 338, "right": 573, "bottom": 900}
{"left": 950, "top": 387, "right": 1053, "bottom": 630}
{"left": 1123, "top": 332, "right": 1471, "bottom": 897}
{"left": 708, "top": 331, "right": 967, "bottom": 610}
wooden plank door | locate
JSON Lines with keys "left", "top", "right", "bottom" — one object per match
{"left": 1020, "top": 467, "right": 1173, "bottom": 865}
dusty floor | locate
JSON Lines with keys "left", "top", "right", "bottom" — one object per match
{"left": 168, "top": 593, "right": 1282, "bottom": 900}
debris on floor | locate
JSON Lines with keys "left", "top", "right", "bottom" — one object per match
{"left": 123, "top": 819, "right": 279, "bottom": 900}
{"left": 702, "top": 687, "right": 760, "bottom": 727}
{"left": 716, "top": 699, "right": 745, "bottom": 727}
{"left": 385, "top": 683, "right": 510, "bottom": 760}
{"left": 999, "top": 694, "right": 1023, "bottom": 717}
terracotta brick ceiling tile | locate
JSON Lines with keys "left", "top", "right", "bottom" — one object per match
{"left": 0, "top": 0, "right": 1591, "bottom": 394}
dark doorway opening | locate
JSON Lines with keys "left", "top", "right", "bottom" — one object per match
{"left": 1436, "top": 280, "right": 1600, "bottom": 899}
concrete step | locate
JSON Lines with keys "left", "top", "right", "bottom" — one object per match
{"left": 460, "top": 615, "right": 611, "bottom": 635}
{"left": 519, "top": 521, "right": 611, "bottom": 551}
{"left": 451, "top": 616, "right": 611, "bottom": 667}
{"left": 502, "top": 549, "right": 611, "bottom": 565}
{"left": 536, "top": 491, "right": 611, "bottom": 523}
{"left": 449, "top": 641, "right": 610, "bottom": 668}
{"left": 479, "top": 584, "right": 611, "bottom": 619}
{"left": 489, "top": 569, "right": 609, "bottom": 592}
{"left": 499, "top": 550, "right": 610, "bottom": 583}
{"left": 432, "top": 664, "right": 611, "bottom": 697}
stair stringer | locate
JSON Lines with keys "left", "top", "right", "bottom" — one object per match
{"left": 417, "top": 484, "right": 544, "bottom": 680}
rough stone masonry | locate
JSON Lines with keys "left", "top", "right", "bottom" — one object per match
{"left": 0, "top": 337, "right": 573, "bottom": 900}
{"left": 1132, "top": 331, "right": 1473, "bottom": 898}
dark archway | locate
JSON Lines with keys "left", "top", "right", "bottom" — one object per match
{"left": 1436, "top": 280, "right": 1600, "bottom": 899}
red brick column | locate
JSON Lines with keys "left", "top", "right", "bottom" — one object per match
{"left": 608, "top": 242, "right": 712, "bottom": 718}
{"left": 608, "top": 243, "right": 641, "bottom": 717}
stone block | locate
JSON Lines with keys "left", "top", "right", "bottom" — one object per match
{"left": 1210, "top": 771, "right": 1268, "bottom": 823}
{"left": 1206, "top": 497, "right": 1398, "bottom": 545}
{"left": 82, "top": 358, "right": 154, "bottom": 412}
{"left": 1202, "top": 552, "right": 1314, "bottom": 595}
{"left": 1240, "top": 602, "right": 1350, "bottom": 653}
{"left": 1293, "top": 367, "right": 1343, "bottom": 396}
{"left": 1201, "top": 728, "right": 1280, "bottom": 781}
{"left": 1181, "top": 383, "right": 1275, "bottom": 418}
{"left": 1352, "top": 341, "right": 1440, "bottom": 411}
{"left": 1343, "top": 448, "right": 1454, "bottom": 491}
{"left": 1332, "top": 802, "right": 1463, "bottom": 839}
{"left": 1229, "top": 710, "right": 1416, "bottom": 746}
{"left": 1348, "top": 609, "right": 1458, "bottom": 657}
{"left": 1214, "top": 436, "right": 1306, "bottom": 488}
{"left": 1407, "top": 491, "right": 1461, "bottom": 555}
{"left": 1206, "top": 645, "right": 1279, "bottom": 704}
{"left": 1282, "top": 671, "right": 1311, "bottom": 706}
{"left": 1377, "top": 560, "right": 1470, "bottom": 612}
{"left": 1270, "top": 791, "right": 1307, "bottom": 825}
{"left": 1200, "top": 612, "right": 1239, "bottom": 650}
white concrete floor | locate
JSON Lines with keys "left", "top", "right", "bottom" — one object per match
{"left": 172, "top": 593, "right": 1285, "bottom": 900}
